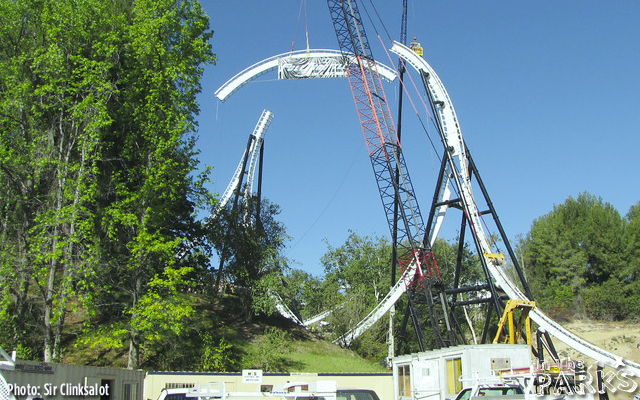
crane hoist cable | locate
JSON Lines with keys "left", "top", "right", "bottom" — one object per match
{"left": 361, "top": 0, "right": 393, "bottom": 43}
{"left": 326, "top": 0, "right": 437, "bottom": 279}
{"left": 291, "top": 0, "right": 310, "bottom": 53}
{"left": 378, "top": 37, "right": 441, "bottom": 160}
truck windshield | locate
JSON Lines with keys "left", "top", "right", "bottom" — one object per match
{"left": 166, "top": 395, "right": 187, "bottom": 400}
{"left": 456, "top": 386, "right": 523, "bottom": 400}
{"left": 478, "top": 387, "right": 523, "bottom": 396}
{"left": 337, "top": 390, "right": 379, "bottom": 400}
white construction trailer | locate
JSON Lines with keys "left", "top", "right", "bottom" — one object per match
{"left": 144, "top": 372, "right": 393, "bottom": 400}
{"left": 391, "top": 344, "right": 532, "bottom": 400}
{"left": 1, "top": 358, "right": 144, "bottom": 400}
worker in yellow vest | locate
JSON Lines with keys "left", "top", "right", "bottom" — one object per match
{"left": 410, "top": 35, "right": 423, "bottom": 56}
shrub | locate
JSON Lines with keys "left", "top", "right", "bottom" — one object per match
{"left": 583, "top": 280, "right": 628, "bottom": 321}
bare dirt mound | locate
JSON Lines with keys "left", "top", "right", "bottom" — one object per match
{"left": 549, "top": 320, "right": 640, "bottom": 400}
{"left": 552, "top": 320, "right": 640, "bottom": 363}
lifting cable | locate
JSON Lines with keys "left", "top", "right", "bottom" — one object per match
{"left": 360, "top": 0, "right": 445, "bottom": 166}
{"left": 361, "top": 1, "right": 479, "bottom": 240}
{"left": 378, "top": 37, "right": 489, "bottom": 242}
{"left": 291, "top": 0, "right": 310, "bottom": 52}
{"left": 361, "top": 0, "right": 393, "bottom": 44}
{"left": 285, "top": 148, "right": 361, "bottom": 256}
{"left": 377, "top": 36, "right": 446, "bottom": 173}
{"left": 345, "top": 0, "right": 442, "bottom": 161}
{"left": 355, "top": 0, "right": 491, "bottom": 252}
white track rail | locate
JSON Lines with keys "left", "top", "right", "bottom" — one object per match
{"left": 388, "top": 40, "right": 640, "bottom": 377}
{"left": 215, "top": 49, "right": 396, "bottom": 102}
{"left": 270, "top": 291, "right": 304, "bottom": 326}
{"left": 303, "top": 309, "right": 334, "bottom": 327}
{"left": 210, "top": 110, "right": 273, "bottom": 220}
{"left": 213, "top": 44, "right": 640, "bottom": 377}
{"left": 334, "top": 262, "right": 416, "bottom": 346}
{"left": 242, "top": 110, "right": 273, "bottom": 200}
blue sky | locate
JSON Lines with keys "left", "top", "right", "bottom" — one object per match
{"left": 195, "top": 1, "right": 640, "bottom": 277}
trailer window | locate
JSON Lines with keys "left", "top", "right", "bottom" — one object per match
{"left": 165, "top": 384, "right": 195, "bottom": 389}
{"left": 124, "top": 383, "right": 139, "bottom": 400}
{"left": 398, "top": 364, "right": 411, "bottom": 398}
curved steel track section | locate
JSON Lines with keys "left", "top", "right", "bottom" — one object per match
{"left": 209, "top": 110, "right": 273, "bottom": 220}
{"left": 215, "top": 49, "right": 397, "bottom": 102}
{"left": 213, "top": 44, "right": 640, "bottom": 377}
{"left": 389, "top": 40, "right": 640, "bottom": 376}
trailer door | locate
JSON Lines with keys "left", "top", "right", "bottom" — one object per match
{"left": 446, "top": 358, "right": 462, "bottom": 395}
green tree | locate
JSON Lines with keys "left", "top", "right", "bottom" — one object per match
{"left": 0, "top": 0, "right": 118, "bottom": 361}
{"left": 521, "top": 193, "right": 626, "bottom": 316}
{"left": 619, "top": 202, "right": 640, "bottom": 316}
{"left": 322, "top": 231, "right": 391, "bottom": 306}
{"left": 270, "top": 268, "right": 329, "bottom": 322}
{"left": 209, "top": 197, "right": 289, "bottom": 320}
{"left": 320, "top": 232, "right": 392, "bottom": 360}
{"left": 92, "top": 0, "right": 214, "bottom": 369}
{"left": 431, "top": 237, "right": 483, "bottom": 288}
{"left": 199, "top": 334, "right": 236, "bottom": 372}
{"left": 1, "top": 0, "right": 215, "bottom": 368}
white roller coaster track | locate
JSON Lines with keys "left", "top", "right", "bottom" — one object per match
{"left": 335, "top": 41, "right": 640, "bottom": 377}
{"left": 213, "top": 44, "right": 640, "bottom": 377}
{"left": 213, "top": 50, "right": 397, "bottom": 328}
{"left": 176, "top": 110, "right": 272, "bottom": 260}
{"left": 334, "top": 262, "right": 417, "bottom": 346}
{"left": 214, "top": 49, "right": 396, "bottom": 102}
{"left": 210, "top": 109, "right": 273, "bottom": 220}
{"left": 303, "top": 309, "right": 334, "bottom": 327}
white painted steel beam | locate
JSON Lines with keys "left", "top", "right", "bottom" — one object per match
{"left": 215, "top": 49, "right": 397, "bottom": 102}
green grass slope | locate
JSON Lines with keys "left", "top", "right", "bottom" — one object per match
{"left": 64, "top": 294, "right": 387, "bottom": 373}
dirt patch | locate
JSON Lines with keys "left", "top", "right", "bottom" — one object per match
{"left": 550, "top": 320, "right": 640, "bottom": 364}
{"left": 547, "top": 319, "right": 640, "bottom": 400}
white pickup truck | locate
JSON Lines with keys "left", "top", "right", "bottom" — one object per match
{"left": 453, "top": 380, "right": 595, "bottom": 400}
{"left": 156, "top": 381, "right": 382, "bottom": 400}
{"left": 453, "top": 383, "right": 524, "bottom": 400}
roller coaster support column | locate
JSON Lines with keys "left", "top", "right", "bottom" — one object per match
{"left": 387, "top": 0, "right": 408, "bottom": 363}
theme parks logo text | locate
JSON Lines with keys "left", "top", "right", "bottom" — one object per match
{"left": 532, "top": 359, "right": 638, "bottom": 396}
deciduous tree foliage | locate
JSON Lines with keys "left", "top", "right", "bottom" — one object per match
{"left": 623, "top": 202, "right": 640, "bottom": 299}
{"left": 96, "top": 0, "right": 214, "bottom": 370}
{"left": 317, "top": 232, "right": 483, "bottom": 361}
{"left": 208, "top": 197, "right": 289, "bottom": 321}
{"left": 0, "top": 0, "right": 215, "bottom": 368}
{"left": 0, "top": 0, "right": 119, "bottom": 361}
{"left": 319, "top": 231, "right": 391, "bottom": 360}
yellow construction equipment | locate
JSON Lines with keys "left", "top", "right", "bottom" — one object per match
{"left": 493, "top": 299, "right": 536, "bottom": 345}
